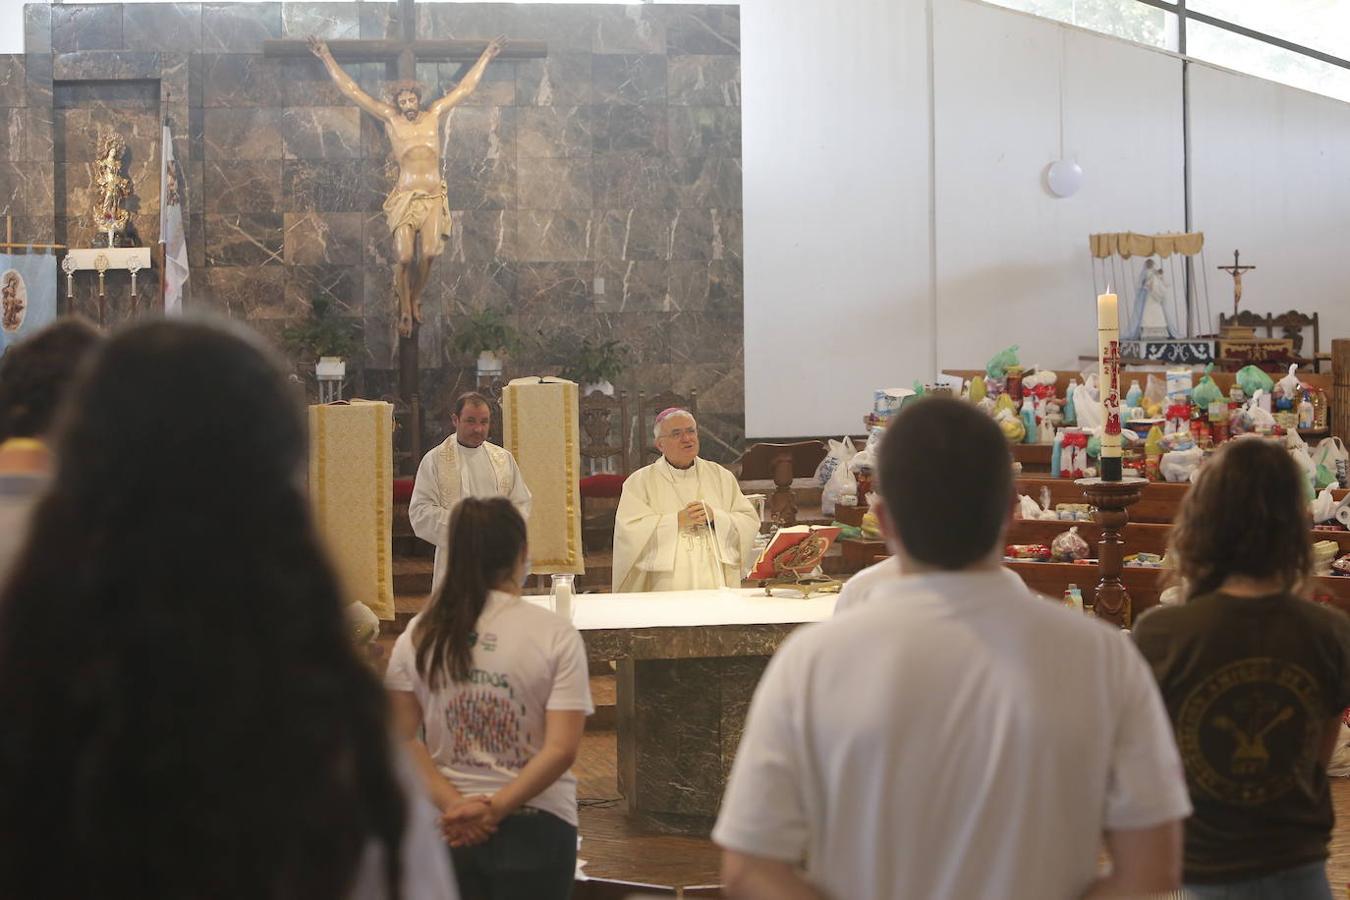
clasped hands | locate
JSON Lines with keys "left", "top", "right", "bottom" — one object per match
{"left": 677, "top": 502, "right": 714, "bottom": 531}
{"left": 440, "top": 795, "right": 500, "bottom": 848}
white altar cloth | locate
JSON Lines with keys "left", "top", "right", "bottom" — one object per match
{"left": 527, "top": 587, "right": 836, "bottom": 631}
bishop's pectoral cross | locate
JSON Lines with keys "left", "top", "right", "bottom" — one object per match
{"left": 264, "top": 0, "right": 545, "bottom": 464}
{"left": 1217, "top": 249, "right": 1256, "bottom": 318}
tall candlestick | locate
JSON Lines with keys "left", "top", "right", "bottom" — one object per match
{"left": 1097, "top": 291, "right": 1122, "bottom": 481}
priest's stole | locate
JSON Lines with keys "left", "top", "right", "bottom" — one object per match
{"left": 308, "top": 401, "right": 395, "bottom": 620}
{"left": 503, "top": 377, "right": 584, "bottom": 575}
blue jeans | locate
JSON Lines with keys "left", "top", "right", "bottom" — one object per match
{"left": 1185, "top": 861, "right": 1332, "bottom": 899}
{"left": 450, "top": 808, "right": 576, "bottom": 900}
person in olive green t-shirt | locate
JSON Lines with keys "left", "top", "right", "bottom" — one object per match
{"left": 1134, "top": 437, "right": 1350, "bottom": 900}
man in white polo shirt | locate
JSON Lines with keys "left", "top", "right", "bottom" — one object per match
{"left": 714, "top": 397, "right": 1191, "bottom": 900}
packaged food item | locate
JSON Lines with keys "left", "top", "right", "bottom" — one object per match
{"left": 1005, "top": 544, "right": 1051, "bottom": 561}
{"left": 1063, "top": 584, "right": 1084, "bottom": 612}
{"left": 1051, "top": 527, "right": 1091, "bottom": 562}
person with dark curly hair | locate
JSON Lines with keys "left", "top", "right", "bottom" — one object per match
{"left": 1134, "top": 436, "right": 1350, "bottom": 899}
{"left": 0, "top": 316, "right": 101, "bottom": 583}
{"left": 0, "top": 318, "right": 456, "bottom": 899}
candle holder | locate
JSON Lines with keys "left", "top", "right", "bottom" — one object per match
{"left": 1076, "top": 476, "right": 1146, "bottom": 627}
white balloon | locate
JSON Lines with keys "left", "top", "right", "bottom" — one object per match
{"left": 1046, "top": 159, "right": 1084, "bottom": 198}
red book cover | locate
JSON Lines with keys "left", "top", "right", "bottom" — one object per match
{"left": 750, "top": 526, "right": 842, "bottom": 581}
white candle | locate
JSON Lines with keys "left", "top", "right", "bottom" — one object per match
{"left": 1097, "top": 291, "right": 1118, "bottom": 393}
{"left": 552, "top": 577, "right": 573, "bottom": 620}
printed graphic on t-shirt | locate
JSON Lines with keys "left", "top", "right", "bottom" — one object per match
{"left": 1177, "top": 657, "right": 1323, "bottom": 807}
{"left": 443, "top": 682, "right": 531, "bottom": 771}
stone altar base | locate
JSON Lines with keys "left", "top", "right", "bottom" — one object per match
{"left": 616, "top": 656, "right": 768, "bottom": 834}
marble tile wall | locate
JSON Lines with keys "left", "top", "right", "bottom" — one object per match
{"left": 12, "top": 2, "right": 743, "bottom": 462}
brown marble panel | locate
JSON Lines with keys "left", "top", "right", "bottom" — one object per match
{"left": 280, "top": 2, "right": 361, "bottom": 40}
{"left": 630, "top": 658, "right": 724, "bottom": 817}
{"left": 443, "top": 105, "right": 515, "bottom": 162}
{"left": 438, "top": 62, "right": 517, "bottom": 108}
{"left": 204, "top": 212, "right": 284, "bottom": 266}
{"left": 667, "top": 55, "right": 740, "bottom": 107}
{"left": 444, "top": 158, "right": 514, "bottom": 211}
{"left": 668, "top": 107, "right": 741, "bottom": 157}
{"left": 201, "top": 3, "right": 283, "bottom": 53}
{"left": 719, "top": 657, "right": 769, "bottom": 783}
{"left": 283, "top": 211, "right": 363, "bottom": 266}
{"left": 0, "top": 161, "right": 54, "bottom": 215}
{"left": 516, "top": 158, "right": 592, "bottom": 211}
{"left": 666, "top": 207, "right": 740, "bottom": 261}
{"left": 285, "top": 264, "right": 363, "bottom": 316}
{"left": 426, "top": 260, "right": 516, "bottom": 317}
{"left": 161, "top": 53, "right": 190, "bottom": 107}
{"left": 0, "top": 57, "right": 26, "bottom": 108}
{"left": 25, "top": 5, "right": 52, "bottom": 55}
{"left": 670, "top": 309, "right": 741, "bottom": 366}
{"left": 672, "top": 156, "right": 742, "bottom": 209}
{"left": 279, "top": 57, "right": 353, "bottom": 108}
{"left": 417, "top": 3, "right": 518, "bottom": 42}
{"left": 202, "top": 54, "right": 285, "bottom": 108}
{"left": 361, "top": 265, "right": 397, "bottom": 368}
{"left": 56, "top": 107, "right": 160, "bottom": 162}
{"left": 281, "top": 107, "right": 362, "bottom": 160}
{"left": 282, "top": 160, "right": 377, "bottom": 214}
{"left": 595, "top": 259, "right": 669, "bottom": 313}
{"left": 445, "top": 209, "right": 516, "bottom": 262}
{"left": 492, "top": 5, "right": 594, "bottom": 55}
{"left": 516, "top": 52, "right": 593, "bottom": 108}
{"left": 594, "top": 6, "right": 666, "bottom": 55}
{"left": 52, "top": 5, "right": 123, "bottom": 53}
{"left": 0, "top": 109, "right": 43, "bottom": 162}
{"left": 5, "top": 216, "right": 54, "bottom": 244}
{"left": 203, "top": 108, "right": 284, "bottom": 160}
{"left": 23, "top": 53, "right": 52, "bottom": 113}
{"left": 593, "top": 105, "right": 667, "bottom": 155}
{"left": 516, "top": 209, "right": 594, "bottom": 262}
{"left": 123, "top": 3, "right": 203, "bottom": 52}
{"left": 358, "top": 2, "right": 399, "bottom": 40}
{"left": 54, "top": 80, "right": 160, "bottom": 112}
{"left": 516, "top": 261, "right": 593, "bottom": 313}
{"left": 516, "top": 106, "right": 592, "bottom": 160}
{"left": 199, "top": 264, "right": 286, "bottom": 319}
{"left": 665, "top": 6, "right": 741, "bottom": 56}
{"left": 706, "top": 257, "right": 743, "bottom": 315}
{"left": 593, "top": 54, "right": 666, "bottom": 106}
{"left": 594, "top": 208, "right": 669, "bottom": 261}
{"left": 188, "top": 213, "right": 206, "bottom": 268}
{"left": 594, "top": 153, "right": 675, "bottom": 209}
{"left": 666, "top": 260, "right": 712, "bottom": 312}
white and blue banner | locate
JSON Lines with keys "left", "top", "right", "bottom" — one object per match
{"left": 0, "top": 250, "right": 59, "bottom": 361}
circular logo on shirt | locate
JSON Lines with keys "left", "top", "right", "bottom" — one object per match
{"left": 1176, "top": 657, "right": 1323, "bottom": 807}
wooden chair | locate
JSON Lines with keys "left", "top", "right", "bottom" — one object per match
{"left": 578, "top": 388, "right": 631, "bottom": 554}
{"left": 1218, "top": 309, "right": 1273, "bottom": 337}
{"left": 1271, "top": 309, "right": 1324, "bottom": 371}
{"left": 638, "top": 389, "right": 699, "bottom": 463}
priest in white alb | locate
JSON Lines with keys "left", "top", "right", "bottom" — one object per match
{"left": 409, "top": 392, "right": 532, "bottom": 587}
{"left": 613, "top": 408, "right": 760, "bottom": 592}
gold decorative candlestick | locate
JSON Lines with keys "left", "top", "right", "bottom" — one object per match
{"left": 1077, "top": 476, "right": 1146, "bottom": 627}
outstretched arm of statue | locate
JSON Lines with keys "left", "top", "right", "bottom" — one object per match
{"left": 308, "top": 36, "right": 394, "bottom": 120}
{"left": 428, "top": 35, "right": 506, "bottom": 117}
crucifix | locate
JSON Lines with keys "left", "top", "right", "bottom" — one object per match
{"left": 1217, "top": 249, "right": 1256, "bottom": 318}
{"left": 264, "top": 0, "right": 545, "bottom": 464}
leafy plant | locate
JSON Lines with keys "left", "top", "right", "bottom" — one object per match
{"left": 280, "top": 295, "right": 361, "bottom": 361}
{"left": 449, "top": 308, "right": 520, "bottom": 359}
{"left": 561, "top": 337, "right": 630, "bottom": 385}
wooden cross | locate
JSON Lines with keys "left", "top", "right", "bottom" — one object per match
{"left": 262, "top": 0, "right": 545, "bottom": 466}
{"left": 1217, "top": 249, "right": 1255, "bottom": 318}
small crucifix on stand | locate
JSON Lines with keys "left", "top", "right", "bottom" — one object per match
{"left": 264, "top": 0, "right": 546, "bottom": 469}
{"left": 1218, "top": 249, "right": 1255, "bottom": 318}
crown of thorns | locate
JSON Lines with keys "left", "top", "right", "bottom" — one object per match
{"left": 386, "top": 80, "right": 426, "bottom": 102}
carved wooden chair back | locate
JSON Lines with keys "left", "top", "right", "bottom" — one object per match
{"left": 1270, "top": 309, "right": 1320, "bottom": 359}
{"left": 579, "top": 387, "right": 631, "bottom": 475}
{"left": 1217, "top": 310, "right": 1273, "bottom": 337}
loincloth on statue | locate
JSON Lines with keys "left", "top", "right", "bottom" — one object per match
{"left": 383, "top": 181, "right": 452, "bottom": 246}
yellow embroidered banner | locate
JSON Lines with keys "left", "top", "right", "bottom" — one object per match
{"left": 308, "top": 401, "right": 395, "bottom": 620}
{"left": 503, "top": 377, "right": 584, "bottom": 575}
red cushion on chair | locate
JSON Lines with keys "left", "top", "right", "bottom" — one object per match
{"left": 393, "top": 478, "right": 416, "bottom": 503}
{"left": 580, "top": 473, "right": 627, "bottom": 498}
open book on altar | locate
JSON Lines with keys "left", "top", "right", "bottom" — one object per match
{"left": 749, "top": 525, "right": 842, "bottom": 581}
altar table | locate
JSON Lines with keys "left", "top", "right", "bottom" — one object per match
{"left": 561, "top": 587, "right": 836, "bottom": 834}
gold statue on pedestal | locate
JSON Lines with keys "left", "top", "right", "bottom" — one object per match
{"left": 91, "top": 133, "right": 131, "bottom": 248}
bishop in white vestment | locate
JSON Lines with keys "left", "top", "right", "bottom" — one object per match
{"left": 613, "top": 408, "right": 759, "bottom": 592}
{"left": 409, "top": 393, "right": 532, "bottom": 587}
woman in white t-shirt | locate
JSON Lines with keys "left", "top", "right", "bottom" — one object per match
{"left": 387, "top": 496, "right": 593, "bottom": 900}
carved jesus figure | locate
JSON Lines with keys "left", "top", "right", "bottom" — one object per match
{"left": 310, "top": 36, "right": 504, "bottom": 336}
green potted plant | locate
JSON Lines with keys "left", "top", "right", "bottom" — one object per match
{"left": 281, "top": 296, "right": 361, "bottom": 400}
{"left": 450, "top": 308, "right": 520, "bottom": 379}
{"left": 562, "top": 337, "right": 630, "bottom": 396}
